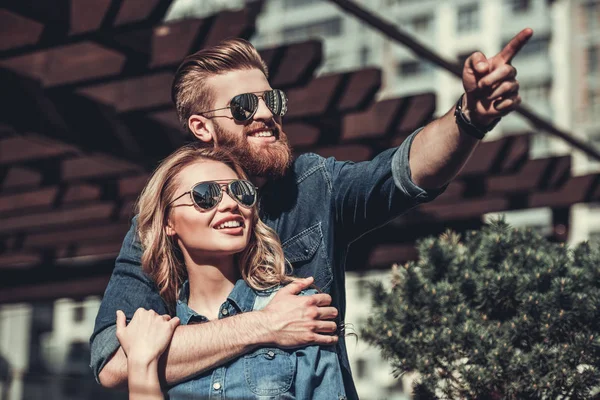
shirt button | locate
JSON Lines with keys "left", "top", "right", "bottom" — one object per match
{"left": 213, "top": 382, "right": 221, "bottom": 390}
{"left": 221, "top": 308, "right": 229, "bottom": 316}
{"left": 304, "top": 248, "right": 310, "bottom": 254}
{"left": 266, "top": 350, "right": 275, "bottom": 359}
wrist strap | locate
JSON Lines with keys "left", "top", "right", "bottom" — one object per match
{"left": 454, "top": 94, "right": 499, "bottom": 140}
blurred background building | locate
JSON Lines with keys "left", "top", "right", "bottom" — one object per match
{"left": 0, "top": 0, "right": 598, "bottom": 399}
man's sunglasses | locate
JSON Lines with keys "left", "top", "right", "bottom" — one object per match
{"left": 168, "top": 179, "right": 258, "bottom": 211}
{"left": 198, "top": 89, "right": 288, "bottom": 122}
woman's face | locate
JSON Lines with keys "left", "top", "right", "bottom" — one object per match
{"left": 166, "top": 160, "right": 253, "bottom": 259}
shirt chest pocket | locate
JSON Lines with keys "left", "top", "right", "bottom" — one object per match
{"left": 244, "top": 348, "right": 295, "bottom": 396}
{"left": 281, "top": 222, "right": 332, "bottom": 291}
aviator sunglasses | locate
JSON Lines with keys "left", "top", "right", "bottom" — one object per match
{"left": 198, "top": 89, "right": 288, "bottom": 122}
{"left": 168, "top": 179, "right": 258, "bottom": 211}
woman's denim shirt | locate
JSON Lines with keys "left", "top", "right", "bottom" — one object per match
{"left": 168, "top": 280, "right": 347, "bottom": 400}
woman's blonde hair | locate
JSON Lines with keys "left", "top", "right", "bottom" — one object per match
{"left": 136, "top": 143, "right": 290, "bottom": 309}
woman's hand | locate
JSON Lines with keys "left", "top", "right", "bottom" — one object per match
{"left": 116, "top": 308, "right": 180, "bottom": 366}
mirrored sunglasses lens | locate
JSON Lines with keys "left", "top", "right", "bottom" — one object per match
{"left": 264, "top": 89, "right": 287, "bottom": 116}
{"left": 230, "top": 93, "right": 258, "bottom": 121}
{"left": 192, "top": 182, "right": 221, "bottom": 209}
{"left": 229, "top": 180, "right": 256, "bottom": 207}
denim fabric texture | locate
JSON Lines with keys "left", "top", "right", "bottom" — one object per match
{"left": 166, "top": 280, "right": 347, "bottom": 399}
{"left": 90, "top": 128, "right": 446, "bottom": 400}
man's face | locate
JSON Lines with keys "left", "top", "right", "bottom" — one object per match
{"left": 205, "top": 69, "right": 292, "bottom": 179}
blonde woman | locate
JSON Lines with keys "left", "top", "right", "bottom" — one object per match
{"left": 127, "top": 144, "right": 346, "bottom": 399}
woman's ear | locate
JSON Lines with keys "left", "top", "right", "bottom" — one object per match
{"left": 165, "top": 219, "right": 176, "bottom": 237}
{"left": 188, "top": 114, "right": 214, "bottom": 144}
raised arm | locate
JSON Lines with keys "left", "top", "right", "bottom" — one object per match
{"left": 410, "top": 28, "right": 533, "bottom": 189}
{"left": 115, "top": 309, "right": 179, "bottom": 400}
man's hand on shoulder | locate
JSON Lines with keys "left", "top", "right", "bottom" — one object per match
{"left": 259, "top": 277, "right": 339, "bottom": 347}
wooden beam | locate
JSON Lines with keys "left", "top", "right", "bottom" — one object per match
{"left": 61, "top": 154, "right": 142, "bottom": 181}
{"left": 23, "top": 222, "right": 130, "bottom": 249}
{"left": 286, "top": 74, "right": 343, "bottom": 119}
{"left": 342, "top": 98, "right": 405, "bottom": 141}
{"left": 530, "top": 174, "right": 599, "bottom": 208}
{"left": 149, "top": 19, "right": 209, "bottom": 68}
{"left": 0, "top": 275, "right": 110, "bottom": 303}
{"left": 270, "top": 41, "right": 323, "bottom": 88}
{"left": 487, "top": 155, "right": 571, "bottom": 194}
{"left": 308, "top": 144, "right": 372, "bottom": 162}
{"left": 285, "top": 123, "right": 321, "bottom": 148}
{"left": 2, "top": 167, "right": 42, "bottom": 191}
{"left": 0, "top": 187, "right": 58, "bottom": 214}
{"left": 0, "top": 134, "right": 77, "bottom": 165}
{"left": 395, "top": 93, "right": 436, "bottom": 136}
{"left": 0, "top": 253, "right": 42, "bottom": 269}
{"left": 0, "top": 42, "right": 127, "bottom": 87}
{"left": 0, "top": 9, "right": 44, "bottom": 51}
{"left": 118, "top": 174, "right": 150, "bottom": 199}
{"left": 63, "top": 183, "right": 103, "bottom": 204}
{"left": 0, "top": 202, "right": 114, "bottom": 234}
{"left": 113, "top": 0, "right": 171, "bottom": 26}
{"left": 202, "top": 9, "right": 255, "bottom": 48}
{"left": 76, "top": 72, "right": 173, "bottom": 112}
{"left": 337, "top": 68, "right": 380, "bottom": 113}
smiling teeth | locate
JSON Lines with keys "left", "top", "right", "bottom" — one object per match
{"left": 253, "top": 130, "right": 273, "bottom": 137}
{"left": 216, "top": 221, "right": 242, "bottom": 229}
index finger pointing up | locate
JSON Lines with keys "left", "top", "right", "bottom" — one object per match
{"left": 497, "top": 28, "right": 534, "bottom": 64}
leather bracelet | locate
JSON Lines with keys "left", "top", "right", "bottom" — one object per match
{"left": 454, "top": 94, "right": 499, "bottom": 140}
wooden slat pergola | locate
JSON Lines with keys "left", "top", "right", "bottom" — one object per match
{"left": 1, "top": 0, "right": 598, "bottom": 304}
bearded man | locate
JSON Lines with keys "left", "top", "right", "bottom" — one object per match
{"left": 92, "top": 30, "right": 532, "bottom": 399}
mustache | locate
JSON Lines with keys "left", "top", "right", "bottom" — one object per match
{"left": 243, "top": 122, "right": 280, "bottom": 136}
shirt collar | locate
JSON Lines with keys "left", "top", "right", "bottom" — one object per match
{"left": 176, "top": 279, "right": 262, "bottom": 324}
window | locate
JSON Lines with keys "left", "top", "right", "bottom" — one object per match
{"left": 588, "top": 46, "right": 598, "bottom": 74}
{"left": 73, "top": 304, "right": 85, "bottom": 322}
{"left": 360, "top": 46, "right": 370, "bottom": 67}
{"left": 457, "top": 4, "right": 479, "bottom": 33}
{"left": 589, "top": 131, "right": 600, "bottom": 162}
{"left": 411, "top": 14, "right": 433, "bottom": 33}
{"left": 505, "top": 36, "right": 549, "bottom": 57}
{"left": 520, "top": 82, "right": 552, "bottom": 103}
{"left": 282, "top": 18, "right": 342, "bottom": 42}
{"left": 398, "top": 60, "right": 433, "bottom": 77}
{"left": 507, "top": 0, "right": 531, "bottom": 13}
{"left": 584, "top": 1, "right": 599, "bottom": 31}
{"left": 355, "top": 358, "right": 367, "bottom": 378}
{"left": 282, "top": 0, "right": 322, "bottom": 9}
{"left": 588, "top": 89, "right": 600, "bottom": 120}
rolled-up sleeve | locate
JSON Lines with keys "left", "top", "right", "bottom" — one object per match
{"left": 392, "top": 127, "right": 448, "bottom": 202}
{"left": 89, "top": 217, "right": 168, "bottom": 383}
{"left": 89, "top": 325, "right": 118, "bottom": 383}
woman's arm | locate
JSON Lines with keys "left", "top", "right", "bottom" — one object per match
{"left": 115, "top": 309, "right": 179, "bottom": 400}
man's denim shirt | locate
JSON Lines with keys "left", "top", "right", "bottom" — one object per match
{"left": 168, "top": 280, "right": 346, "bottom": 400}
{"left": 90, "top": 128, "right": 445, "bottom": 400}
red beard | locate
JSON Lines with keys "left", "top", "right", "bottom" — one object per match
{"left": 213, "top": 122, "right": 292, "bottom": 179}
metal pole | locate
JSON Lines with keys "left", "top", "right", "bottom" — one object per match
{"left": 328, "top": 0, "right": 600, "bottom": 161}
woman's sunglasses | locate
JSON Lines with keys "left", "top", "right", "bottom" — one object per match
{"left": 168, "top": 179, "right": 258, "bottom": 211}
{"left": 198, "top": 89, "right": 288, "bottom": 122}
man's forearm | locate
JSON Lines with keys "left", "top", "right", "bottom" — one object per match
{"left": 159, "top": 310, "right": 273, "bottom": 384}
{"left": 100, "top": 310, "right": 272, "bottom": 388}
{"left": 409, "top": 98, "right": 480, "bottom": 190}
